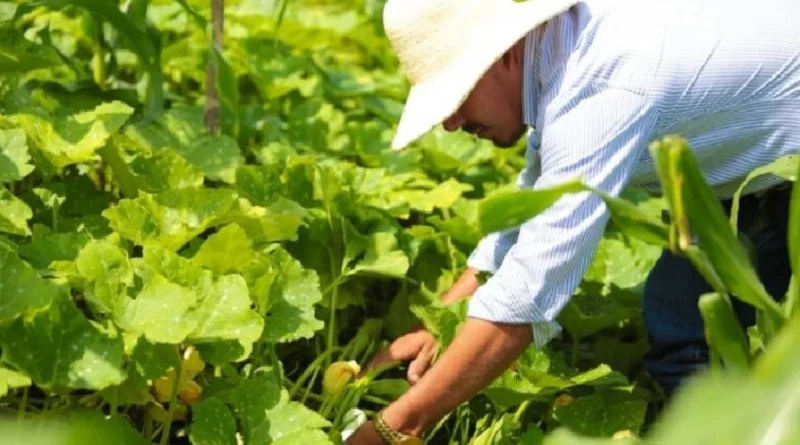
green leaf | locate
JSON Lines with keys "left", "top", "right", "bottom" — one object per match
{"left": 644, "top": 372, "right": 800, "bottom": 445}
{"left": 345, "top": 228, "right": 410, "bottom": 279}
{"left": 650, "top": 137, "right": 784, "bottom": 330}
{"left": 101, "top": 136, "right": 205, "bottom": 197}
{"left": 698, "top": 292, "right": 751, "bottom": 372}
{"left": 190, "top": 397, "right": 238, "bottom": 445}
{"left": 217, "top": 197, "right": 308, "bottom": 243}
{"left": 192, "top": 223, "right": 258, "bottom": 276}
{"left": 177, "top": 134, "right": 243, "bottom": 184}
{"left": 11, "top": 101, "right": 134, "bottom": 173}
{"left": 0, "top": 186, "right": 32, "bottom": 236}
{"left": 17, "top": 226, "right": 91, "bottom": 272}
{"left": 477, "top": 181, "right": 586, "bottom": 235}
{"left": 2, "top": 293, "right": 127, "bottom": 392}
{"left": 468, "top": 413, "right": 522, "bottom": 445}
{"left": 117, "top": 272, "right": 198, "bottom": 344}
{"left": 0, "top": 128, "right": 34, "bottom": 182}
{"left": 226, "top": 374, "right": 333, "bottom": 445}
{"left": 0, "top": 26, "right": 62, "bottom": 73}
{"left": 729, "top": 154, "right": 798, "bottom": 229}
{"left": 103, "top": 188, "right": 237, "bottom": 251}
{"left": 255, "top": 247, "right": 324, "bottom": 344}
{"left": 406, "top": 178, "right": 474, "bottom": 213}
{"left": 553, "top": 391, "right": 647, "bottom": 437}
{"left": 0, "top": 366, "right": 31, "bottom": 397}
{"left": 188, "top": 274, "right": 264, "bottom": 351}
{"left": 0, "top": 244, "right": 60, "bottom": 324}
{"left": 788, "top": 163, "right": 800, "bottom": 315}
{"left": 75, "top": 239, "right": 134, "bottom": 316}
{"left": 16, "top": 0, "right": 164, "bottom": 119}
{"left": 0, "top": 410, "right": 149, "bottom": 445}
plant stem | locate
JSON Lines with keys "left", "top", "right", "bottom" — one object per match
{"left": 160, "top": 355, "right": 182, "bottom": 445}
{"left": 289, "top": 346, "right": 343, "bottom": 399}
{"left": 268, "top": 344, "right": 282, "bottom": 385}
{"left": 17, "top": 387, "right": 28, "bottom": 422}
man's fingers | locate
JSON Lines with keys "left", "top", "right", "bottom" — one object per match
{"left": 365, "top": 334, "right": 422, "bottom": 372}
{"left": 407, "top": 344, "right": 435, "bottom": 385}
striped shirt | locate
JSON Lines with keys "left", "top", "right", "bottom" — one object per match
{"left": 466, "top": 0, "right": 800, "bottom": 347}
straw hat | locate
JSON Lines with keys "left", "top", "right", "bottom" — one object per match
{"left": 384, "top": 0, "right": 580, "bottom": 150}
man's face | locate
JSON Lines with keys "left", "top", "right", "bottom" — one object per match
{"left": 442, "top": 58, "right": 526, "bottom": 148}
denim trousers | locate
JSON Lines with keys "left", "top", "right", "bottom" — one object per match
{"left": 641, "top": 184, "right": 793, "bottom": 397}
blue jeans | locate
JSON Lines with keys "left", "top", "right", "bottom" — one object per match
{"left": 642, "top": 187, "right": 792, "bottom": 397}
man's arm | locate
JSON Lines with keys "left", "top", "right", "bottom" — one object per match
{"left": 349, "top": 85, "right": 659, "bottom": 444}
{"left": 380, "top": 319, "right": 531, "bottom": 435}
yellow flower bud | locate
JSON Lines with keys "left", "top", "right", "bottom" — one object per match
{"left": 179, "top": 380, "right": 203, "bottom": 405}
{"left": 553, "top": 394, "right": 575, "bottom": 408}
{"left": 323, "top": 360, "right": 361, "bottom": 396}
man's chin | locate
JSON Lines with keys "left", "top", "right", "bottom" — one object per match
{"left": 490, "top": 131, "right": 526, "bottom": 149}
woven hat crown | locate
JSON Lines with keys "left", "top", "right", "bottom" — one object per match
{"left": 382, "top": 0, "right": 580, "bottom": 150}
{"left": 383, "top": 0, "right": 493, "bottom": 85}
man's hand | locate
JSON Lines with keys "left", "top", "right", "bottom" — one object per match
{"left": 362, "top": 268, "right": 481, "bottom": 384}
{"left": 366, "top": 325, "right": 437, "bottom": 385}
{"left": 348, "top": 318, "right": 533, "bottom": 443}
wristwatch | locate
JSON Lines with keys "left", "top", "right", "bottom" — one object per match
{"left": 373, "top": 409, "right": 424, "bottom": 445}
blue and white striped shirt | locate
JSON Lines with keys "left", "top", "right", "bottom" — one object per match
{"left": 466, "top": 0, "right": 800, "bottom": 347}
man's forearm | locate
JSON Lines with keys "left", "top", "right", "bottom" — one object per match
{"left": 380, "top": 317, "right": 532, "bottom": 435}
{"left": 441, "top": 267, "right": 480, "bottom": 304}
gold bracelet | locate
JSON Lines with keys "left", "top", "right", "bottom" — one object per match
{"left": 373, "top": 409, "right": 424, "bottom": 445}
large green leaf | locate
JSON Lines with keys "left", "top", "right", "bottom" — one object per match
{"left": 176, "top": 134, "right": 244, "bottom": 184}
{"left": 75, "top": 239, "right": 134, "bottom": 316}
{"left": 225, "top": 373, "right": 333, "bottom": 445}
{"left": 191, "top": 223, "right": 258, "bottom": 276}
{"left": 117, "top": 272, "right": 197, "bottom": 344}
{"left": 1, "top": 293, "right": 127, "bottom": 392}
{"left": 553, "top": 391, "right": 647, "bottom": 437}
{"left": 0, "top": 128, "right": 34, "bottom": 183}
{"left": 0, "top": 244, "right": 60, "bottom": 324}
{"left": 649, "top": 137, "right": 784, "bottom": 329}
{"left": 101, "top": 135, "right": 204, "bottom": 197}
{"left": 477, "top": 181, "right": 586, "bottom": 235}
{"left": 0, "top": 186, "right": 32, "bottom": 236}
{"left": 188, "top": 274, "right": 264, "bottom": 349}
{"left": 190, "top": 397, "right": 238, "bottom": 445}
{"left": 10, "top": 101, "right": 134, "bottom": 173}
{"left": 250, "top": 247, "right": 325, "bottom": 344}
{"left": 103, "top": 188, "right": 237, "bottom": 251}
{"left": 215, "top": 197, "right": 308, "bottom": 244}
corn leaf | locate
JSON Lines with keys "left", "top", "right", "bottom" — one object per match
{"left": 649, "top": 137, "right": 784, "bottom": 331}
{"left": 698, "top": 292, "right": 751, "bottom": 372}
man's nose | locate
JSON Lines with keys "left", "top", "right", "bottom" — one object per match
{"left": 442, "top": 114, "right": 465, "bottom": 132}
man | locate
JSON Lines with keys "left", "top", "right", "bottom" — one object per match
{"left": 347, "top": 0, "right": 800, "bottom": 442}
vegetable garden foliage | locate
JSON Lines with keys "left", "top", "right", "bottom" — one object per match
{"left": 0, "top": 1, "right": 797, "bottom": 445}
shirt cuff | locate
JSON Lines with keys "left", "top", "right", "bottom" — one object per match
{"left": 466, "top": 230, "right": 519, "bottom": 274}
{"left": 466, "top": 279, "right": 565, "bottom": 348}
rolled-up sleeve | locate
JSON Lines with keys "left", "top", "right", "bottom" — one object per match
{"left": 467, "top": 135, "right": 542, "bottom": 273}
{"left": 467, "top": 84, "right": 660, "bottom": 348}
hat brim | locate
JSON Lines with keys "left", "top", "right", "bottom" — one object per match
{"left": 390, "top": 0, "right": 580, "bottom": 151}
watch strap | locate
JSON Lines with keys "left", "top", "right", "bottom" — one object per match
{"left": 373, "top": 409, "right": 417, "bottom": 445}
